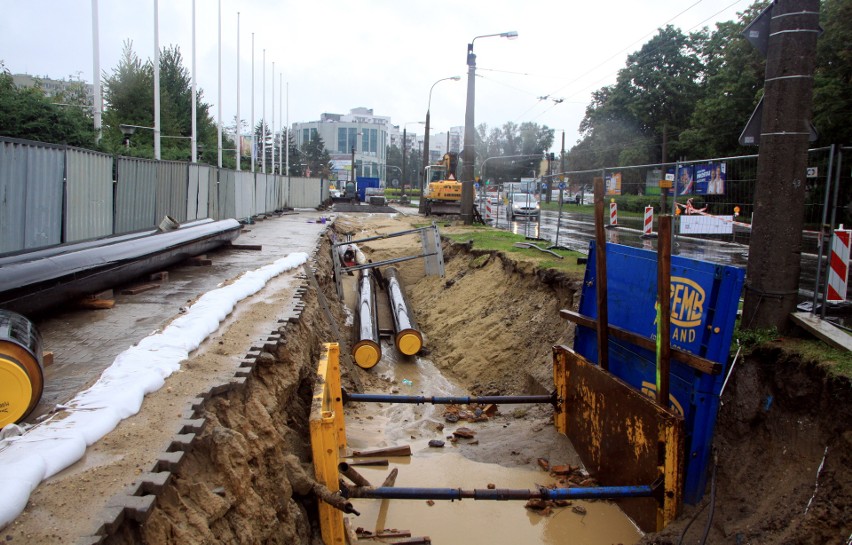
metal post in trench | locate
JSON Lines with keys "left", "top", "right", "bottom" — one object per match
{"left": 594, "top": 176, "right": 610, "bottom": 370}
{"left": 656, "top": 215, "right": 672, "bottom": 407}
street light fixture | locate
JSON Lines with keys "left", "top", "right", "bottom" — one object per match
{"left": 461, "top": 30, "right": 517, "bottom": 224}
{"left": 119, "top": 124, "right": 192, "bottom": 153}
{"left": 419, "top": 76, "right": 460, "bottom": 213}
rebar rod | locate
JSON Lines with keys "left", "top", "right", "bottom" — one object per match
{"left": 344, "top": 391, "right": 556, "bottom": 407}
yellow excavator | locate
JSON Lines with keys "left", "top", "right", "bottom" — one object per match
{"left": 423, "top": 152, "right": 462, "bottom": 215}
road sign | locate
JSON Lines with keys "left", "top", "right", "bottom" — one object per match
{"left": 739, "top": 97, "right": 819, "bottom": 146}
{"left": 559, "top": 182, "right": 566, "bottom": 190}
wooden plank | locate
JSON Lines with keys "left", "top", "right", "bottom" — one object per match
{"left": 77, "top": 298, "right": 115, "bottom": 309}
{"left": 226, "top": 243, "right": 263, "bottom": 251}
{"left": 121, "top": 284, "right": 161, "bottom": 295}
{"left": 560, "top": 309, "right": 721, "bottom": 375}
{"left": 790, "top": 312, "right": 852, "bottom": 352}
{"left": 186, "top": 256, "right": 213, "bottom": 266}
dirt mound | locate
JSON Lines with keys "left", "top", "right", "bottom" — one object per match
{"left": 374, "top": 239, "right": 582, "bottom": 394}
{"left": 645, "top": 342, "right": 852, "bottom": 545}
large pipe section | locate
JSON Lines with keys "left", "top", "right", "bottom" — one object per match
{"left": 0, "top": 219, "right": 242, "bottom": 316}
{"left": 352, "top": 267, "right": 381, "bottom": 368}
{"left": 0, "top": 219, "right": 214, "bottom": 267}
{"left": 384, "top": 266, "right": 422, "bottom": 356}
{"left": 345, "top": 484, "right": 656, "bottom": 501}
{"left": 0, "top": 310, "right": 44, "bottom": 427}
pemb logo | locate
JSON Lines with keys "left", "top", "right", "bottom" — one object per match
{"left": 669, "top": 276, "right": 705, "bottom": 343}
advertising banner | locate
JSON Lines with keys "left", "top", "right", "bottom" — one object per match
{"left": 606, "top": 172, "right": 622, "bottom": 195}
{"left": 694, "top": 162, "right": 726, "bottom": 195}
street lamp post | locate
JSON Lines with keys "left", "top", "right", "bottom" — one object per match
{"left": 461, "top": 31, "right": 517, "bottom": 224}
{"left": 419, "top": 76, "right": 460, "bottom": 214}
{"left": 401, "top": 121, "right": 424, "bottom": 197}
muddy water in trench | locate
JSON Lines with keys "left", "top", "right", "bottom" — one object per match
{"left": 344, "top": 348, "right": 643, "bottom": 545}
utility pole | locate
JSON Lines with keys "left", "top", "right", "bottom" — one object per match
{"left": 742, "top": 0, "right": 820, "bottom": 331}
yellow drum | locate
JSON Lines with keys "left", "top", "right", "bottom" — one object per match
{"left": 0, "top": 310, "right": 44, "bottom": 428}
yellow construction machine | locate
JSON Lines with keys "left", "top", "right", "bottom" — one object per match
{"left": 423, "top": 152, "right": 462, "bottom": 215}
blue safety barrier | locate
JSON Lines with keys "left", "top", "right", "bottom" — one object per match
{"left": 574, "top": 242, "right": 745, "bottom": 504}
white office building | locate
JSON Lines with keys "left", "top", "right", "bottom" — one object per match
{"left": 292, "top": 107, "right": 395, "bottom": 183}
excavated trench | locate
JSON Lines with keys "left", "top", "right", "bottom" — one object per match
{"left": 99, "top": 214, "right": 851, "bottom": 545}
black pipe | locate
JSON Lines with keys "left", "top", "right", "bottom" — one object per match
{"left": 384, "top": 267, "right": 422, "bottom": 356}
{"left": 345, "top": 484, "right": 655, "bottom": 501}
{"left": 344, "top": 390, "right": 557, "bottom": 407}
{"left": 0, "top": 219, "right": 241, "bottom": 316}
{"left": 351, "top": 267, "right": 381, "bottom": 368}
{"left": 0, "top": 219, "right": 214, "bottom": 266}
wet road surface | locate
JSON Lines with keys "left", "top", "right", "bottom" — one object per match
{"left": 478, "top": 202, "right": 825, "bottom": 299}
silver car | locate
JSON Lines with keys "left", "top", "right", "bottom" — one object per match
{"left": 507, "top": 193, "right": 540, "bottom": 220}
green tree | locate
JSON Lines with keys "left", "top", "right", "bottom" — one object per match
{"left": 679, "top": 5, "right": 768, "bottom": 158}
{"left": 570, "top": 26, "right": 704, "bottom": 168}
{"left": 812, "top": 0, "right": 852, "bottom": 145}
{"left": 473, "top": 121, "right": 553, "bottom": 184}
{"left": 301, "top": 131, "right": 331, "bottom": 178}
{"left": 0, "top": 61, "right": 96, "bottom": 146}
{"left": 286, "top": 130, "right": 302, "bottom": 176}
{"left": 102, "top": 41, "right": 228, "bottom": 165}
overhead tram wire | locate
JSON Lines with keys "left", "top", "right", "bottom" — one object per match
{"left": 541, "top": 0, "right": 706, "bottom": 100}
{"left": 468, "top": 1, "right": 751, "bottom": 141}
{"left": 499, "top": 1, "right": 710, "bottom": 130}
{"left": 514, "top": 0, "right": 750, "bottom": 130}
{"left": 686, "top": 0, "right": 750, "bottom": 33}
{"left": 476, "top": 68, "right": 576, "bottom": 124}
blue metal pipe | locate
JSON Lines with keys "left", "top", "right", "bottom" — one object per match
{"left": 344, "top": 391, "right": 556, "bottom": 406}
{"left": 348, "top": 485, "right": 654, "bottom": 501}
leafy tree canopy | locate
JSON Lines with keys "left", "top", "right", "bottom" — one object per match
{"left": 0, "top": 60, "right": 96, "bottom": 146}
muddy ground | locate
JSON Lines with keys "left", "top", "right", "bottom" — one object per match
{"left": 5, "top": 212, "right": 851, "bottom": 544}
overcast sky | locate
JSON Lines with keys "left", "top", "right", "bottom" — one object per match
{"left": 1, "top": 0, "right": 753, "bottom": 152}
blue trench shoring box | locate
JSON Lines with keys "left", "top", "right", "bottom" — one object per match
{"left": 573, "top": 242, "right": 745, "bottom": 504}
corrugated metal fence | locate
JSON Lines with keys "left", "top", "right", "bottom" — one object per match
{"left": 0, "top": 136, "right": 330, "bottom": 254}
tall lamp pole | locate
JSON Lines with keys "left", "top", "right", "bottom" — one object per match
{"left": 401, "top": 121, "right": 424, "bottom": 197}
{"left": 420, "top": 76, "right": 460, "bottom": 213}
{"left": 461, "top": 31, "right": 517, "bottom": 224}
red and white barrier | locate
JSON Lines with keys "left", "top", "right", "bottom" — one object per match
{"left": 609, "top": 202, "right": 618, "bottom": 226}
{"left": 827, "top": 226, "right": 850, "bottom": 302}
{"left": 485, "top": 201, "right": 493, "bottom": 223}
{"left": 643, "top": 206, "right": 654, "bottom": 236}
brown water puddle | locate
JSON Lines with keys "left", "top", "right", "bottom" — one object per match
{"left": 343, "top": 348, "right": 643, "bottom": 545}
